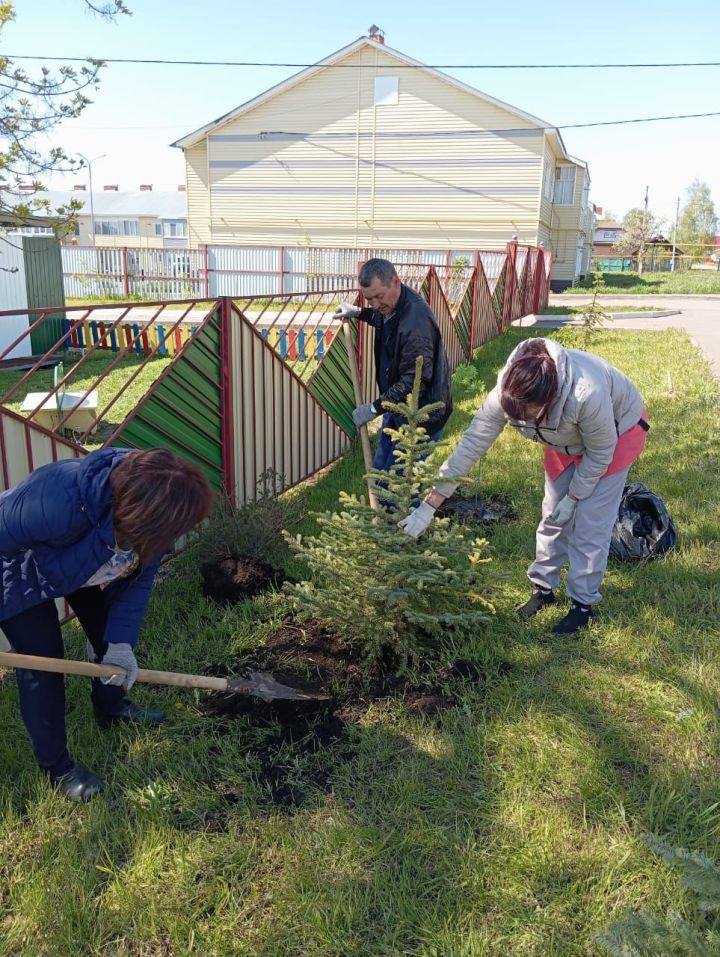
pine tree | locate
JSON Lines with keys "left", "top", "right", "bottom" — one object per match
{"left": 283, "top": 358, "right": 494, "bottom": 669}
{"left": 595, "top": 834, "right": 720, "bottom": 956}
{"left": 577, "top": 269, "right": 612, "bottom": 350}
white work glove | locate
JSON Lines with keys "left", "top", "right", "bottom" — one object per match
{"left": 398, "top": 501, "right": 436, "bottom": 539}
{"left": 548, "top": 494, "right": 577, "bottom": 527}
{"left": 100, "top": 642, "right": 138, "bottom": 690}
{"left": 352, "top": 402, "right": 379, "bottom": 428}
{"left": 334, "top": 302, "right": 361, "bottom": 319}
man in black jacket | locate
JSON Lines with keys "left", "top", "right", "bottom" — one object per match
{"left": 335, "top": 258, "right": 453, "bottom": 471}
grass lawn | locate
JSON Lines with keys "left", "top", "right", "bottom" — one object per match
{"left": 1, "top": 328, "right": 719, "bottom": 956}
{"left": 0, "top": 351, "right": 172, "bottom": 450}
{"left": 563, "top": 270, "right": 720, "bottom": 295}
{"left": 542, "top": 305, "right": 660, "bottom": 315}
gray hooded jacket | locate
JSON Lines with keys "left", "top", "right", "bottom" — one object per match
{"left": 436, "top": 338, "right": 644, "bottom": 501}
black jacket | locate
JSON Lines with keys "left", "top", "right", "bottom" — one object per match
{"left": 359, "top": 283, "right": 453, "bottom": 432}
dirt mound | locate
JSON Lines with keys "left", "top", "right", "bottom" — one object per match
{"left": 195, "top": 621, "right": 510, "bottom": 810}
{"left": 437, "top": 492, "right": 517, "bottom": 525}
{"left": 200, "top": 554, "right": 283, "bottom": 603}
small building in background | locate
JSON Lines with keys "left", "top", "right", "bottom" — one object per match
{"left": 13, "top": 187, "right": 188, "bottom": 248}
{"left": 592, "top": 220, "right": 631, "bottom": 271}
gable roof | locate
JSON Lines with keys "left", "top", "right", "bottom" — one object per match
{"left": 171, "top": 36, "right": 572, "bottom": 160}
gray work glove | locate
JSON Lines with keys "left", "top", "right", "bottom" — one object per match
{"left": 334, "top": 302, "right": 361, "bottom": 320}
{"left": 548, "top": 494, "right": 577, "bottom": 527}
{"left": 398, "top": 502, "right": 436, "bottom": 539}
{"left": 100, "top": 642, "right": 138, "bottom": 690}
{"left": 352, "top": 402, "right": 379, "bottom": 428}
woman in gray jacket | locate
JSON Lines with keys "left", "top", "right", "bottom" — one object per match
{"left": 399, "top": 338, "right": 649, "bottom": 634}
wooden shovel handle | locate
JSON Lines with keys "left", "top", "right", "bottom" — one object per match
{"left": 342, "top": 320, "right": 379, "bottom": 512}
{"left": 0, "top": 651, "right": 229, "bottom": 692}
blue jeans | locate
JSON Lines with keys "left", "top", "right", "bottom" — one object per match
{"left": 372, "top": 413, "right": 444, "bottom": 509}
{"left": 372, "top": 413, "right": 445, "bottom": 472}
{"left": 1, "top": 587, "right": 126, "bottom": 777}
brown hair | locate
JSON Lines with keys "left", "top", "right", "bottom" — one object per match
{"left": 500, "top": 340, "right": 558, "bottom": 421}
{"left": 110, "top": 449, "right": 214, "bottom": 562}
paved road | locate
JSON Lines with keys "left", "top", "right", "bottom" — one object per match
{"left": 527, "top": 294, "right": 720, "bottom": 378}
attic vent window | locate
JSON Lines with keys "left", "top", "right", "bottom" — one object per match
{"left": 374, "top": 76, "right": 399, "bottom": 106}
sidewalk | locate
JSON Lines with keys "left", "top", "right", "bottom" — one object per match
{"left": 521, "top": 295, "right": 720, "bottom": 378}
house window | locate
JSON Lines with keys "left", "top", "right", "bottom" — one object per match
{"left": 154, "top": 223, "right": 162, "bottom": 237}
{"left": 374, "top": 76, "right": 399, "bottom": 106}
{"left": 554, "top": 166, "right": 576, "bottom": 205}
{"left": 163, "top": 220, "right": 187, "bottom": 238}
{"left": 94, "top": 218, "right": 139, "bottom": 236}
{"left": 543, "top": 162, "right": 555, "bottom": 200}
{"left": 603, "top": 230, "right": 617, "bottom": 239}
{"left": 15, "top": 225, "right": 54, "bottom": 235}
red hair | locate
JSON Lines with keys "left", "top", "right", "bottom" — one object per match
{"left": 110, "top": 449, "right": 214, "bottom": 562}
{"left": 500, "top": 340, "right": 558, "bottom": 421}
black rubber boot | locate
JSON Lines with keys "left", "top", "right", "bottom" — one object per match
{"left": 518, "top": 586, "right": 558, "bottom": 619}
{"left": 95, "top": 699, "right": 166, "bottom": 728}
{"left": 52, "top": 765, "right": 104, "bottom": 802}
{"left": 552, "top": 601, "right": 594, "bottom": 635}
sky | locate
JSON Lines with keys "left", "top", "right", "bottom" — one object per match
{"left": 8, "top": 0, "right": 720, "bottom": 228}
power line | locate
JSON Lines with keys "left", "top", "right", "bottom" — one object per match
{"left": 260, "top": 111, "right": 720, "bottom": 140}
{"left": 558, "top": 110, "right": 720, "bottom": 128}
{"left": 6, "top": 54, "right": 720, "bottom": 70}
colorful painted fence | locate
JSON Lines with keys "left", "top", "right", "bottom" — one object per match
{"left": 61, "top": 316, "right": 201, "bottom": 357}
{"left": 0, "top": 244, "right": 551, "bottom": 504}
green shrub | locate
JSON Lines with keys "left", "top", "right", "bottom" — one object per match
{"left": 193, "top": 469, "right": 301, "bottom": 569}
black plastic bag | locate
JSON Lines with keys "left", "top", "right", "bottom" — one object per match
{"left": 610, "top": 482, "right": 677, "bottom": 560}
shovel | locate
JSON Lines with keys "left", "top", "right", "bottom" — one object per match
{"left": 342, "top": 319, "right": 379, "bottom": 512}
{"left": 0, "top": 651, "right": 327, "bottom": 703}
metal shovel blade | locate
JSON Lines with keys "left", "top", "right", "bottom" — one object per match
{"left": 227, "top": 671, "right": 329, "bottom": 702}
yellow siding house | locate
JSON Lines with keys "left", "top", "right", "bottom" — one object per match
{"left": 173, "top": 34, "right": 593, "bottom": 289}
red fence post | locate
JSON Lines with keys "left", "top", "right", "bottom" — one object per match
{"left": 469, "top": 250, "right": 480, "bottom": 353}
{"left": 502, "top": 241, "right": 518, "bottom": 328}
{"left": 219, "top": 296, "right": 236, "bottom": 508}
{"left": 122, "top": 247, "right": 130, "bottom": 298}
{"left": 532, "top": 247, "right": 545, "bottom": 315}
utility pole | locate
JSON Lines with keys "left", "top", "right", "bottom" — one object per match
{"left": 77, "top": 152, "right": 106, "bottom": 248}
{"left": 638, "top": 185, "right": 649, "bottom": 274}
{"left": 670, "top": 196, "right": 680, "bottom": 272}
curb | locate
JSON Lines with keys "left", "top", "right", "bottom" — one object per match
{"left": 514, "top": 309, "right": 682, "bottom": 328}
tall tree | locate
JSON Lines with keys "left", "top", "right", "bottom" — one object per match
{"left": 678, "top": 179, "right": 716, "bottom": 261}
{"left": 0, "top": 1, "right": 130, "bottom": 234}
{"left": 613, "top": 208, "right": 664, "bottom": 274}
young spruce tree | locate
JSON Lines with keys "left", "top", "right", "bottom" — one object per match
{"left": 283, "top": 357, "right": 494, "bottom": 669}
{"left": 595, "top": 833, "right": 720, "bottom": 956}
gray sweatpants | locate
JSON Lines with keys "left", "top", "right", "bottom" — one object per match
{"left": 527, "top": 464, "right": 630, "bottom": 606}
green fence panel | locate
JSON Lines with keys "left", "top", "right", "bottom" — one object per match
{"left": 109, "top": 309, "right": 224, "bottom": 490}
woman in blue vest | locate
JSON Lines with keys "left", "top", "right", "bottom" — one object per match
{"left": 0, "top": 447, "right": 213, "bottom": 801}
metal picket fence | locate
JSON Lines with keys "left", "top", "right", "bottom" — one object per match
{"left": 3, "top": 245, "right": 552, "bottom": 505}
